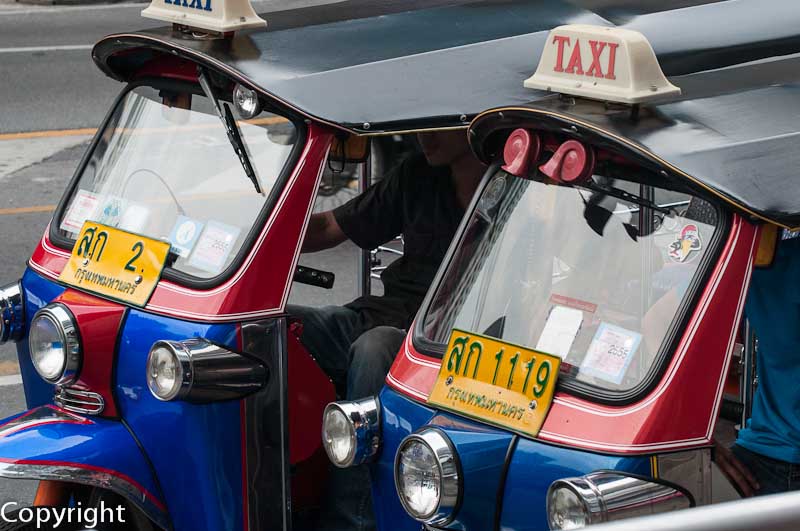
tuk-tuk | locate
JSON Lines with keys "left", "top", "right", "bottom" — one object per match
{"left": 0, "top": 0, "right": 644, "bottom": 530}
{"left": 320, "top": 4, "right": 800, "bottom": 531}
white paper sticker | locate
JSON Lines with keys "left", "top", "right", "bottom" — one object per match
{"left": 169, "top": 216, "right": 204, "bottom": 258}
{"left": 60, "top": 190, "right": 102, "bottom": 233}
{"left": 188, "top": 221, "right": 241, "bottom": 274}
{"left": 118, "top": 203, "right": 151, "bottom": 234}
{"left": 579, "top": 323, "right": 642, "bottom": 385}
{"left": 535, "top": 305, "right": 583, "bottom": 359}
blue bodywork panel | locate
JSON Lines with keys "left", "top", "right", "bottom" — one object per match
{"left": 373, "top": 388, "right": 651, "bottom": 531}
{"left": 15, "top": 269, "right": 245, "bottom": 531}
{"left": 116, "top": 309, "right": 241, "bottom": 531}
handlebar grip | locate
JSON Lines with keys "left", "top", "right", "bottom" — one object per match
{"left": 294, "top": 265, "right": 335, "bottom": 289}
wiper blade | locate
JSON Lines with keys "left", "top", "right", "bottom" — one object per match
{"left": 197, "top": 68, "right": 264, "bottom": 195}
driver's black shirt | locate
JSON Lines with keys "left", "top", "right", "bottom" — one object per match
{"left": 333, "top": 154, "right": 465, "bottom": 330}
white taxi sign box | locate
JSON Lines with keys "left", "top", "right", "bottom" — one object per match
{"left": 142, "top": 0, "right": 266, "bottom": 33}
{"left": 524, "top": 25, "right": 680, "bottom": 104}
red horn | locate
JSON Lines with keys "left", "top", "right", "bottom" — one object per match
{"left": 501, "top": 129, "right": 541, "bottom": 177}
{"left": 538, "top": 140, "right": 595, "bottom": 184}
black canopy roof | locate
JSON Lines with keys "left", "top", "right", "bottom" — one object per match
{"left": 93, "top": 0, "right": 800, "bottom": 135}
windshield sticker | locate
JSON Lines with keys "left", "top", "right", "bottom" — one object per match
{"left": 579, "top": 323, "right": 642, "bottom": 385}
{"left": 118, "top": 202, "right": 150, "bottom": 234}
{"left": 93, "top": 195, "right": 127, "bottom": 227}
{"left": 549, "top": 294, "right": 597, "bottom": 314}
{"left": 60, "top": 190, "right": 103, "bottom": 233}
{"left": 535, "top": 305, "right": 583, "bottom": 359}
{"left": 169, "top": 216, "right": 205, "bottom": 258}
{"left": 668, "top": 224, "right": 702, "bottom": 263}
{"left": 188, "top": 221, "right": 241, "bottom": 274}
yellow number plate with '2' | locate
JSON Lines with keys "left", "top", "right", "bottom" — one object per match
{"left": 59, "top": 221, "right": 171, "bottom": 308}
{"left": 427, "top": 329, "right": 561, "bottom": 438}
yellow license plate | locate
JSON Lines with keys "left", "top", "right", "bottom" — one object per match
{"left": 427, "top": 329, "right": 561, "bottom": 438}
{"left": 59, "top": 222, "right": 170, "bottom": 307}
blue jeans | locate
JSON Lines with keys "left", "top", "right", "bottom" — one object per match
{"left": 732, "top": 444, "right": 800, "bottom": 495}
{"left": 287, "top": 305, "right": 406, "bottom": 531}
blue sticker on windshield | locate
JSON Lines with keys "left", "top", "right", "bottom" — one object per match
{"left": 169, "top": 216, "right": 204, "bottom": 258}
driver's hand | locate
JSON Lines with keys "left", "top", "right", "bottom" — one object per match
{"left": 714, "top": 441, "right": 759, "bottom": 497}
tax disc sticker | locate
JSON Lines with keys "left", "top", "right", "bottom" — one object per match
{"left": 94, "top": 195, "right": 127, "bottom": 227}
{"left": 61, "top": 190, "right": 102, "bottom": 233}
{"left": 188, "top": 221, "right": 241, "bottom": 274}
{"left": 169, "top": 216, "right": 204, "bottom": 258}
{"left": 579, "top": 323, "right": 641, "bottom": 385}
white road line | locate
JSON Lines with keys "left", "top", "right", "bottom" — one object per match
{"left": 0, "top": 44, "right": 93, "bottom": 54}
{"left": 0, "top": 374, "right": 22, "bottom": 387}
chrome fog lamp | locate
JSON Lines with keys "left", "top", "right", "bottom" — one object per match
{"left": 322, "top": 397, "right": 380, "bottom": 468}
{"left": 0, "top": 281, "right": 24, "bottom": 343}
{"left": 146, "top": 338, "right": 266, "bottom": 403}
{"left": 547, "top": 471, "right": 692, "bottom": 530}
{"left": 233, "top": 84, "right": 262, "bottom": 119}
{"left": 29, "top": 304, "right": 80, "bottom": 384}
{"left": 394, "top": 428, "right": 461, "bottom": 525}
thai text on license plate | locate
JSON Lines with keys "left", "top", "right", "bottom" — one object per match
{"left": 427, "top": 329, "right": 561, "bottom": 438}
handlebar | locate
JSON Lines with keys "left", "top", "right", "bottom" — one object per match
{"left": 294, "top": 265, "right": 335, "bottom": 289}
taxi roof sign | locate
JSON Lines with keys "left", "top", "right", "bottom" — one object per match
{"left": 524, "top": 25, "right": 680, "bottom": 104}
{"left": 142, "top": 0, "right": 266, "bottom": 33}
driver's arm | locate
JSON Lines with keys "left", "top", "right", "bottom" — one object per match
{"left": 301, "top": 211, "right": 348, "bottom": 253}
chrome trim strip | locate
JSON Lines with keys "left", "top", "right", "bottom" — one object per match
{"left": 0, "top": 461, "right": 170, "bottom": 530}
{"left": 54, "top": 387, "right": 105, "bottom": 415}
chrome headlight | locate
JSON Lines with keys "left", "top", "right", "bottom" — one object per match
{"left": 0, "top": 281, "right": 24, "bottom": 343}
{"left": 146, "top": 338, "right": 265, "bottom": 403}
{"left": 547, "top": 472, "right": 692, "bottom": 530}
{"left": 394, "top": 428, "right": 461, "bottom": 525}
{"left": 233, "top": 84, "right": 262, "bottom": 119}
{"left": 322, "top": 398, "right": 380, "bottom": 468}
{"left": 29, "top": 304, "right": 80, "bottom": 384}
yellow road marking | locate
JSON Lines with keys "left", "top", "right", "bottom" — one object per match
{"left": 0, "top": 360, "right": 20, "bottom": 377}
{"left": 0, "top": 205, "right": 56, "bottom": 216}
{"left": 0, "top": 128, "right": 97, "bottom": 141}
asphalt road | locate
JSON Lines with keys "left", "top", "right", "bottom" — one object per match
{"left": 0, "top": 0, "right": 366, "bottom": 509}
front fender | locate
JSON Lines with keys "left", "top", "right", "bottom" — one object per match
{"left": 0, "top": 406, "right": 169, "bottom": 529}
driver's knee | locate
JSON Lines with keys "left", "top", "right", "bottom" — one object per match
{"left": 347, "top": 326, "right": 406, "bottom": 399}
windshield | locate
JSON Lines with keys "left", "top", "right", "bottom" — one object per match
{"left": 421, "top": 170, "right": 721, "bottom": 393}
{"left": 56, "top": 84, "right": 299, "bottom": 280}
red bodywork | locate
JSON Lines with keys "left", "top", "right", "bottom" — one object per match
{"left": 51, "top": 289, "right": 127, "bottom": 418}
{"left": 387, "top": 216, "right": 760, "bottom": 454}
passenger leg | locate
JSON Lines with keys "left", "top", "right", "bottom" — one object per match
{"left": 317, "top": 326, "right": 406, "bottom": 531}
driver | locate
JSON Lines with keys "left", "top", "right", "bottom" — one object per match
{"left": 288, "top": 130, "right": 486, "bottom": 531}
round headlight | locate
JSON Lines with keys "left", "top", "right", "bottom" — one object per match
{"left": 394, "top": 428, "right": 460, "bottom": 525}
{"left": 547, "top": 485, "right": 590, "bottom": 530}
{"left": 29, "top": 305, "right": 80, "bottom": 384}
{"left": 146, "top": 344, "right": 190, "bottom": 401}
{"left": 322, "top": 405, "right": 356, "bottom": 466}
{"left": 233, "top": 84, "right": 262, "bottom": 119}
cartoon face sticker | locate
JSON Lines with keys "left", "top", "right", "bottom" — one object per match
{"left": 668, "top": 224, "right": 702, "bottom": 262}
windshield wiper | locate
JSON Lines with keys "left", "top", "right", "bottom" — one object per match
{"left": 197, "top": 68, "right": 264, "bottom": 195}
